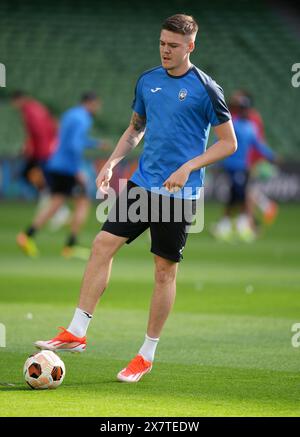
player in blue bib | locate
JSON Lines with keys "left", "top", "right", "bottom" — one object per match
{"left": 17, "top": 92, "right": 102, "bottom": 259}
{"left": 35, "top": 14, "right": 237, "bottom": 382}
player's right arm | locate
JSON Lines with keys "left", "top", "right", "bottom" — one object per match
{"left": 96, "top": 112, "right": 146, "bottom": 192}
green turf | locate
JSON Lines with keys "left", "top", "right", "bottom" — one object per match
{"left": 0, "top": 201, "right": 300, "bottom": 416}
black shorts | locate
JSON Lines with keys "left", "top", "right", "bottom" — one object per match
{"left": 101, "top": 181, "right": 196, "bottom": 263}
{"left": 48, "top": 171, "right": 87, "bottom": 197}
{"left": 226, "top": 169, "right": 249, "bottom": 206}
{"left": 21, "top": 158, "right": 50, "bottom": 187}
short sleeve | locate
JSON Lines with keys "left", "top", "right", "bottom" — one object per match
{"left": 131, "top": 76, "right": 146, "bottom": 116}
{"left": 204, "top": 82, "right": 231, "bottom": 127}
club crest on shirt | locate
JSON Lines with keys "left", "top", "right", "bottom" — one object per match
{"left": 178, "top": 88, "right": 188, "bottom": 101}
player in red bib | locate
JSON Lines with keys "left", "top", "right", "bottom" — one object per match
{"left": 11, "top": 90, "right": 58, "bottom": 190}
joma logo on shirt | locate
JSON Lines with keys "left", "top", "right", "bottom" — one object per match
{"left": 178, "top": 88, "right": 188, "bottom": 101}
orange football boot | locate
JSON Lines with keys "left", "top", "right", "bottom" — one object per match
{"left": 16, "top": 232, "right": 39, "bottom": 257}
{"left": 117, "top": 354, "right": 152, "bottom": 383}
{"left": 263, "top": 202, "right": 278, "bottom": 225}
{"left": 35, "top": 327, "right": 86, "bottom": 353}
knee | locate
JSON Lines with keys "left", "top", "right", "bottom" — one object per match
{"left": 155, "top": 262, "right": 177, "bottom": 286}
{"left": 91, "top": 232, "right": 114, "bottom": 261}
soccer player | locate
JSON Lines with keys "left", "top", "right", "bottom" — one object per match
{"left": 231, "top": 90, "right": 279, "bottom": 227}
{"left": 17, "top": 91, "right": 103, "bottom": 258}
{"left": 35, "top": 14, "right": 237, "bottom": 382}
{"left": 11, "top": 91, "right": 72, "bottom": 232}
{"left": 212, "top": 94, "right": 276, "bottom": 242}
{"left": 11, "top": 90, "right": 57, "bottom": 191}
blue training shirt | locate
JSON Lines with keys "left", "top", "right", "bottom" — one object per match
{"left": 47, "top": 105, "right": 98, "bottom": 176}
{"left": 222, "top": 117, "right": 275, "bottom": 172}
{"left": 130, "top": 64, "right": 231, "bottom": 199}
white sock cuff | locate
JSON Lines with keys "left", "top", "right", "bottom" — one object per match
{"left": 145, "top": 334, "right": 160, "bottom": 343}
{"left": 68, "top": 307, "right": 93, "bottom": 338}
{"left": 77, "top": 307, "right": 93, "bottom": 319}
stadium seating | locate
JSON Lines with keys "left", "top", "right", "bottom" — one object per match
{"left": 0, "top": 0, "right": 299, "bottom": 156}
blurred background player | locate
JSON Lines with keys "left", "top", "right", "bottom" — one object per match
{"left": 10, "top": 90, "right": 71, "bottom": 230}
{"left": 16, "top": 91, "right": 103, "bottom": 259}
{"left": 231, "top": 90, "right": 279, "bottom": 230}
{"left": 212, "top": 94, "right": 277, "bottom": 243}
{"left": 11, "top": 90, "right": 57, "bottom": 191}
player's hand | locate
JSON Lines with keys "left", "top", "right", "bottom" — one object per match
{"left": 96, "top": 165, "right": 113, "bottom": 194}
{"left": 163, "top": 164, "right": 191, "bottom": 193}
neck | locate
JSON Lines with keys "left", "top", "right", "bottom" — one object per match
{"left": 82, "top": 104, "right": 90, "bottom": 113}
{"left": 167, "top": 60, "right": 192, "bottom": 77}
{"left": 19, "top": 99, "right": 28, "bottom": 109}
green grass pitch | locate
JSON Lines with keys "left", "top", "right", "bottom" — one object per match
{"left": 0, "top": 201, "right": 299, "bottom": 416}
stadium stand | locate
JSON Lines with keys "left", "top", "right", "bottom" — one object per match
{"left": 0, "top": 0, "right": 299, "bottom": 156}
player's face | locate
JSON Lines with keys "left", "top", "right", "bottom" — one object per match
{"left": 159, "top": 30, "right": 194, "bottom": 72}
{"left": 86, "top": 99, "right": 101, "bottom": 114}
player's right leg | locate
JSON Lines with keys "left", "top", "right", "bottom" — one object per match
{"left": 35, "top": 180, "right": 147, "bottom": 352}
{"left": 61, "top": 194, "right": 91, "bottom": 260}
{"left": 17, "top": 194, "right": 66, "bottom": 257}
{"left": 17, "top": 171, "right": 71, "bottom": 256}
{"left": 34, "top": 231, "right": 127, "bottom": 352}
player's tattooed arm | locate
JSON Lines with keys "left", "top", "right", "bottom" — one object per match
{"left": 126, "top": 132, "right": 140, "bottom": 149}
{"left": 125, "top": 112, "right": 146, "bottom": 149}
{"left": 130, "top": 112, "right": 146, "bottom": 134}
{"left": 96, "top": 113, "right": 146, "bottom": 191}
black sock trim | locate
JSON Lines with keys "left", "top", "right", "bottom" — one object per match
{"left": 26, "top": 226, "right": 36, "bottom": 237}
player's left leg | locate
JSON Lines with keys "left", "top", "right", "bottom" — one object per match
{"left": 62, "top": 195, "right": 91, "bottom": 259}
{"left": 117, "top": 193, "right": 188, "bottom": 383}
{"left": 70, "top": 196, "right": 91, "bottom": 236}
{"left": 117, "top": 255, "right": 178, "bottom": 383}
{"left": 147, "top": 256, "right": 178, "bottom": 338}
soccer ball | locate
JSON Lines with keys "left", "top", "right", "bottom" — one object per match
{"left": 23, "top": 350, "right": 65, "bottom": 389}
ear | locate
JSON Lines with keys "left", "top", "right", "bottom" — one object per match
{"left": 188, "top": 40, "right": 195, "bottom": 53}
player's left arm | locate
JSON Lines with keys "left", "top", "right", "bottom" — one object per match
{"left": 251, "top": 132, "right": 276, "bottom": 163}
{"left": 163, "top": 120, "right": 237, "bottom": 192}
{"left": 81, "top": 128, "right": 101, "bottom": 149}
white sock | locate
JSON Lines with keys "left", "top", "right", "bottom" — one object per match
{"left": 138, "top": 334, "right": 160, "bottom": 362}
{"left": 67, "top": 307, "right": 93, "bottom": 338}
{"left": 217, "top": 217, "right": 232, "bottom": 233}
{"left": 236, "top": 214, "right": 251, "bottom": 232}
